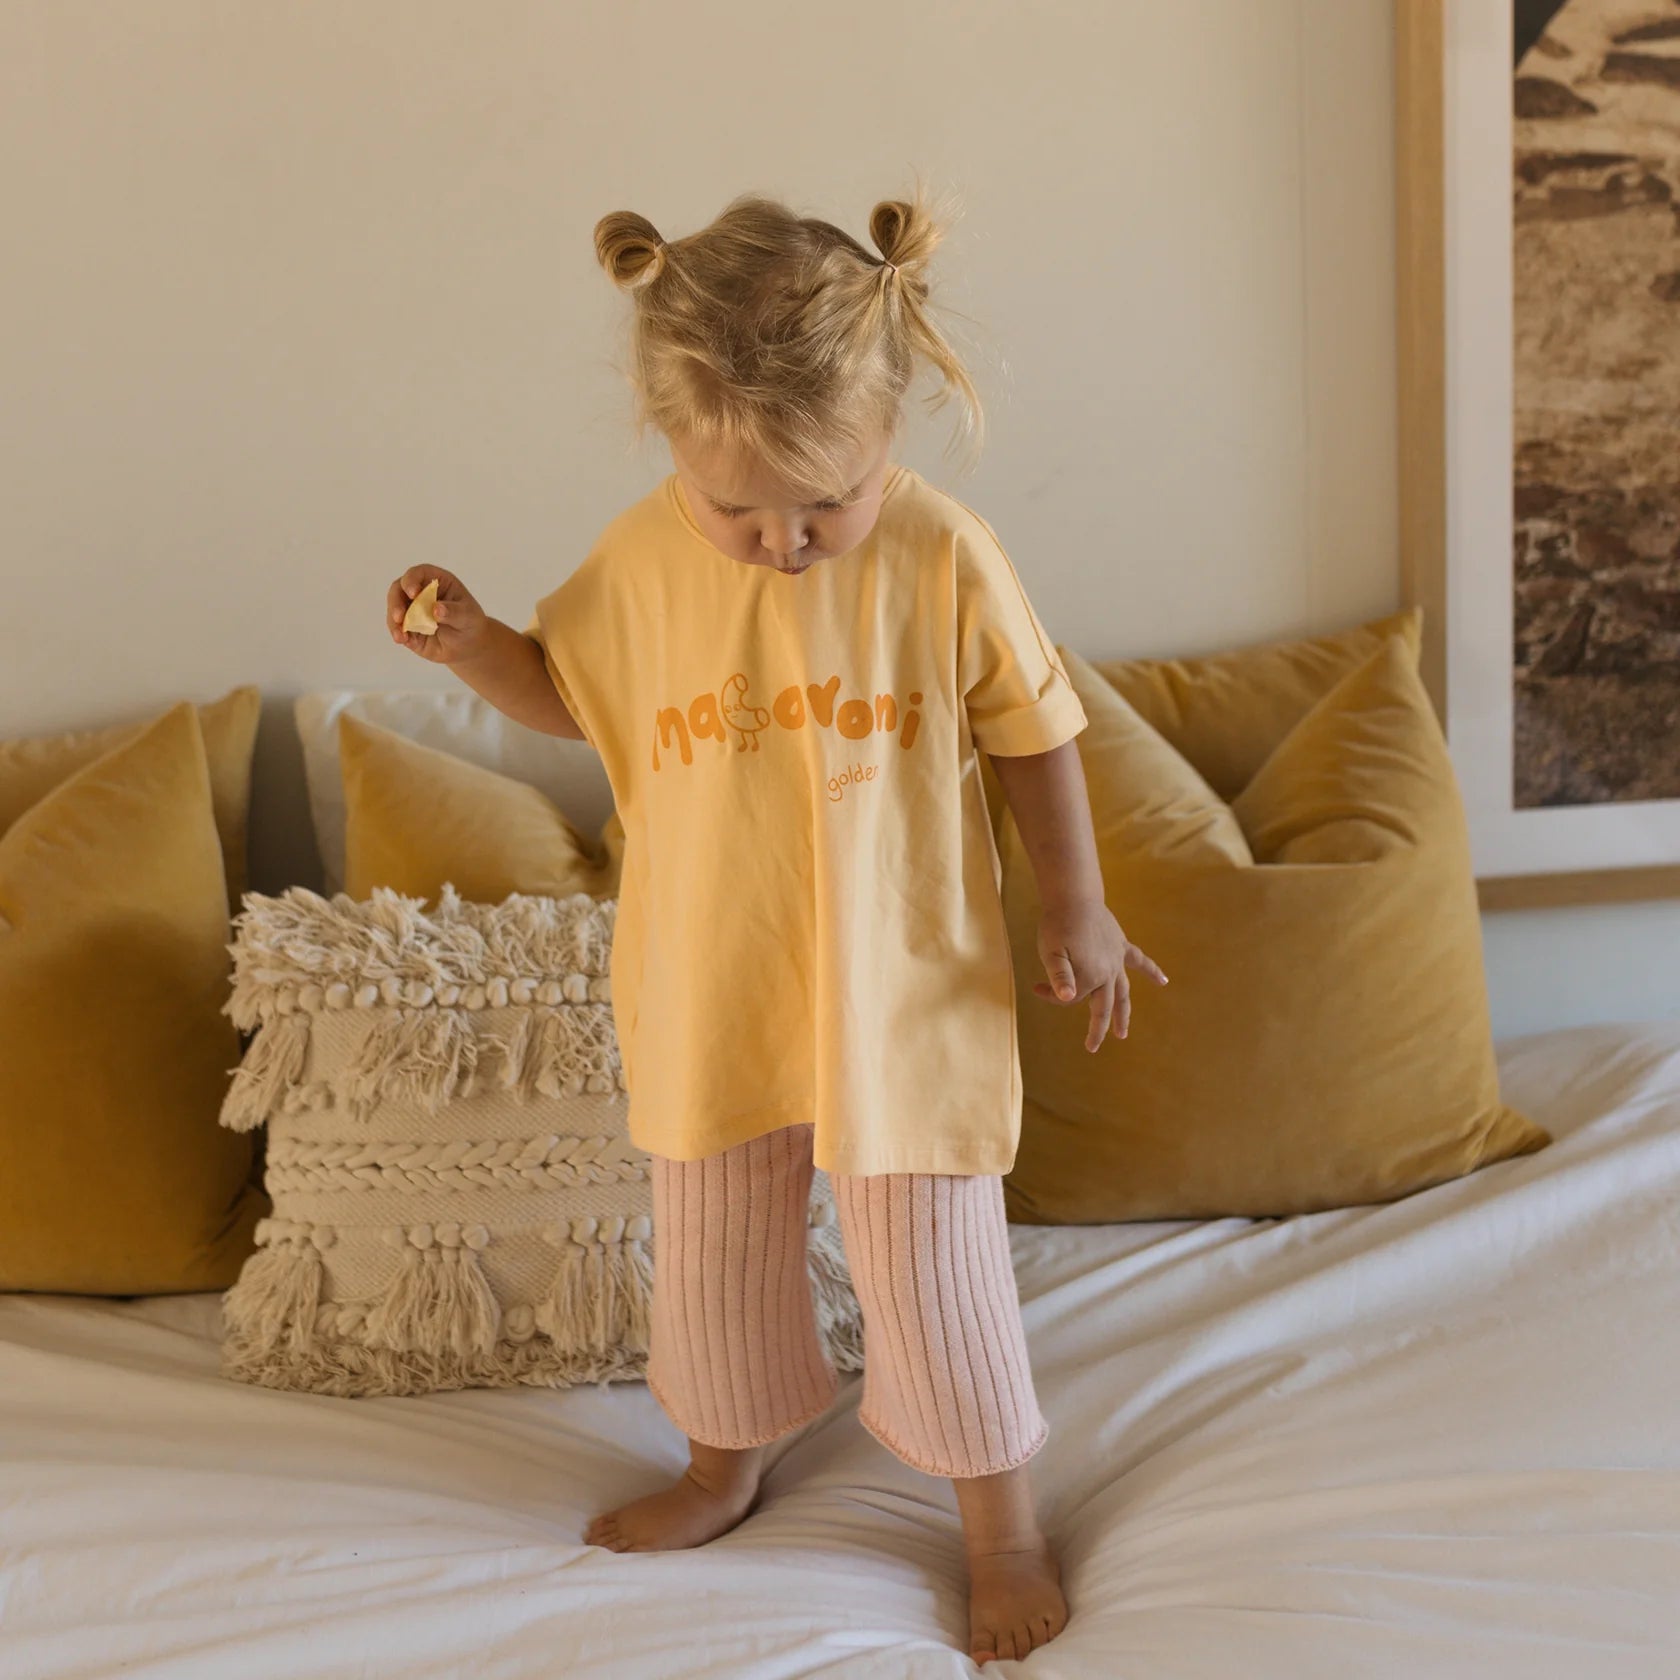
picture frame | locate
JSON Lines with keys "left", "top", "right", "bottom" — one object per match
{"left": 1396, "top": 0, "right": 1680, "bottom": 911}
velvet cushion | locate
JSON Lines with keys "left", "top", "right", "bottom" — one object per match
{"left": 338, "top": 713, "right": 616, "bottom": 904}
{"left": 1093, "top": 607, "right": 1423, "bottom": 801}
{"left": 1001, "top": 636, "right": 1546, "bottom": 1223}
{"left": 0, "top": 704, "right": 264, "bottom": 1291}
{"left": 0, "top": 687, "right": 261, "bottom": 908}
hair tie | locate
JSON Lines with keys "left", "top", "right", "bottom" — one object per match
{"left": 882, "top": 259, "right": 899, "bottom": 278}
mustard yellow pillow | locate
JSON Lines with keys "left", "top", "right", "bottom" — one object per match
{"left": 1093, "top": 607, "right": 1422, "bottom": 801}
{"left": 0, "top": 704, "right": 266, "bottom": 1293}
{"left": 0, "top": 687, "right": 261, "bottom": 907}
{"left": 1001, "top": 637, "right": 1546, "bottom": 1224}
{"left": 340, "top": 714, "right": 617, "bottom": 903}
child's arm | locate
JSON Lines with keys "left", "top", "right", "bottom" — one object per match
{"left": 386, "top": 566, "right": 585, "bottom": 740}
{"left": 988, "top": 739, "right": 1167, "bottom": 1051}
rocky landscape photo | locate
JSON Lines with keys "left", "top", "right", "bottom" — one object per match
{"left": 1513, "top": 0, "right": 1680, "bottom": 805}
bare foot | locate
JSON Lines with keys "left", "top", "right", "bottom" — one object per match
{"left": 585, "top": 1442, "right": 763, "bottom": 1553}
{"left": 966, "top": 1536, "right": 1067, "bottom": 1665}
{"left": 953, "top": 1463, "right": 1067, "bottom": 1663}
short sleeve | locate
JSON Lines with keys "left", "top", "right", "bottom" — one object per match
{"left": 527, "top": 570, "right": 602, "bottom": 754}
{"left": 956, "top": 522, "right": 1088, "bottom": 756}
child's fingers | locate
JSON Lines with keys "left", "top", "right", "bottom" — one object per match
{"left": 1085, "top": 979, "right": 1115, "bottom": 1052}
{"left": 1126, "top": 944, "right": 1170, "bottom": 986}
{"left": 399, "top": 564, "right": 449, "bottom": 597}
{"left": 432, "top": 601, "right": 486, "bottom": 637}
{"left": 1041, "top": 950, "right": 1078, "bottom": 1003}
{"left": 387, "top": 579, "right": 415, "bottom": 629}
{"left": 394, "top": 627, "right": 442, "bottom": 660}
{"left": 1113, "top": 974, "right": 1132, "bottom": 1041}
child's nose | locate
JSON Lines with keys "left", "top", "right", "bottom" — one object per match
{"left": 760, "top": 516, "right": 808, "bottom": 556}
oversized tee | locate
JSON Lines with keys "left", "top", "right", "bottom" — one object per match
{"left": 527, "top": 463, "right": 1087, "bottom": 1176}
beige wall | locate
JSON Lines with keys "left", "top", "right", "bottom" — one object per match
{"left": 4, "top": 1, "right": 1671, "bottom": 1035}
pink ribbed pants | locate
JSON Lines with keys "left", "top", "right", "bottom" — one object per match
{"left": 645, "top": 1125, "right": 1048, "bottom": 1478}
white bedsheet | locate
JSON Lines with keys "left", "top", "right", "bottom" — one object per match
{"left": 3, "top": 1023, "right": 1678, "bottom": 1679}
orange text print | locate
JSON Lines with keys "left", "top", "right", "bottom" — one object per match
{"left": 653, "top": 673, "right": 923, "bottom": 770}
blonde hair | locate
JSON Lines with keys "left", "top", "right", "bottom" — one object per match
{"left": 593, "top": 180, "right": 984, "bottom": 501}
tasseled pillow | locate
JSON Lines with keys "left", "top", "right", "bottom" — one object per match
{"left": 217, "top": 885, "right": 863, "bottom": 1398}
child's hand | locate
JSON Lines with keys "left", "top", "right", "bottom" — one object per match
{"left": 1033, "top": 899, "right": 1168, "bottom": 1052}
{"left": 386, "top": 567, "right": 490, "bottom": 665}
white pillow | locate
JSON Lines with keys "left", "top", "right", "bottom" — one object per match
{"left": 295, "top": 690, "right": 614, "bottom": 893}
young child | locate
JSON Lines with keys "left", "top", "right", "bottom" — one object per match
{"left": 385, "top": 188, "right": 1165, "bottom": 1666}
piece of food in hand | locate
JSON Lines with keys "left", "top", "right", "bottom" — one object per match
{"left": 403, "top": 579, "right": 441, "bottom": 635}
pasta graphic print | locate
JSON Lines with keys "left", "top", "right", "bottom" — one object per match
{"left": 651, "top": 673, "right": 923, "bottom": 770}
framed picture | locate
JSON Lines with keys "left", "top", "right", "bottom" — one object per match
{"left": 1397, "top": 0, "right": 1680, "bottom": 909}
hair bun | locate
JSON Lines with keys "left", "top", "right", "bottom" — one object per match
{"left": 860, "top": 197, "right": 940, "bottom": 294}
{"left": 594, "top": 211, "right": 667, "bottom": 291}
{"left": 869, "top": 200, "right": 911, "bottom": 263}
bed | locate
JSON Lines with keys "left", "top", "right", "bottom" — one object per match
{"left": 3, "top": 1021, "right": 1676, "bottom": 1678}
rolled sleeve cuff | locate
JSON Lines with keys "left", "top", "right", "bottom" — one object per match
{"left": 970, "top": 686, "right": 1088, "bottom": 757}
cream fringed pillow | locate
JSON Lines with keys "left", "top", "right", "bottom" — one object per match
{"left": 217, "top": 886, "right": 863, "bottom": 1397}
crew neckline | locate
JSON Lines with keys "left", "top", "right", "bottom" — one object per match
{"left": 665, "top": 462, "right": 912, "bottom": 563}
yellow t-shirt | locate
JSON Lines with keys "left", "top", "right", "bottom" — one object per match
{"left": 528, "top": 463, "right": 1087, "bottom": 1176}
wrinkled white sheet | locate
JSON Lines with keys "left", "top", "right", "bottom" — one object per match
{"left": 3, "top": 1023, "right": 1677, "bottom": 1679}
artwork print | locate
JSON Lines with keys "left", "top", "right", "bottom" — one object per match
{"left": 1512, "top": 0, "right": 1680, "bottom": 807}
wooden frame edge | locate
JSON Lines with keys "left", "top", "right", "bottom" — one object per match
{"left": 1396, "top": 0, "right": 1447, "bottom": 723}
{"left": 1395, "top": 0, "right": 1680, "bottom": 912}
{"left": 1478, "top": 865, "right": 1680, "bottom": 913}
